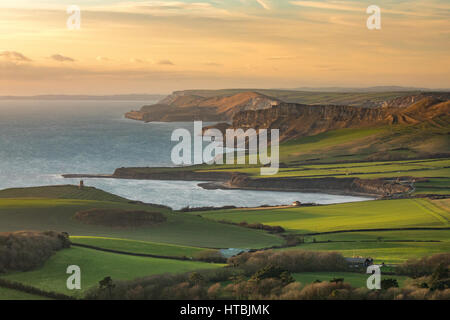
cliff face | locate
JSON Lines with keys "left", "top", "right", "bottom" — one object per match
{"left": 125, "top": 91, "right": 281, "bottom": 122}
{"left": 229, "top": 95, "right": 449, "bottom": 141}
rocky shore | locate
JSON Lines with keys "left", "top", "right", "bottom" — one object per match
{"left": 63, "top": 167, "right": 412, "bottom": 198}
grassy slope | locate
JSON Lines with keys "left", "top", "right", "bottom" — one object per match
{"left": 285, "top": 241, "right": 450, "bottom": 264}
{"left": 0, "top": 198, "right": 282, "bottom": 249}
{"left": 176, "top": 89, "right": 414, "bottom": 106}
{"left": 202, "top": 158, "right": 450, "bottom": 181}
{"left": 0, "top": 185, "right": 130, "bottom": 203}
{"left": 70, "top": 236, "right": 207, "bottom": 258}
{"left": 194, "top": 199, "right": 449, "bottom": 233}
{"left": 0, "top": 287, "right": 51, "bottom": 300}
{"left": 194, "top": 199, "right": 450, "bottom": 263}
{"left": 0, "top": 247, "right": 222, "bottom": 297}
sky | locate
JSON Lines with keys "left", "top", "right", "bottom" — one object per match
{"left": 0, "top": 0, "right": 449, "bottom": 95}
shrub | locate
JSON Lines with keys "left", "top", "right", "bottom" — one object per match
{"left": 381, "top": 279, "right": 399, "bottom": 290}
{"left": 0, "top": 231, "right": 70, "bottom": 273}
{"left": 228, "top": 250, "right": 348, "bottom": 274}
{"left": 397, "top": 253, "right": 450, "bottom": 277}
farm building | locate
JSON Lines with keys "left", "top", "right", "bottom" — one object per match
{"left": 345, "top": 257, "right": 374, "bottom": 268}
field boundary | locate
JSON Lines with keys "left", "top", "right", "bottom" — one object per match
{"left": 0, "top": 278, "right": 75, "bottom": 300}
{"left": 70, "top": 243, "right": 200, "bottom": 261}
{"left": 302, "top": 227, "right": 450, "bottom": 236}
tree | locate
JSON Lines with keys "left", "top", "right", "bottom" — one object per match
{"left": 189, "top": 272, "right": 204, "bottom": 285}
{"left": 381, "top": 278, "right": 399, "bottom": 290}
{"left": 430, "top": 263, "right": 449, "bottom": 291}
{"left": 99, "top": 276, "right": 115, "bottom": 298}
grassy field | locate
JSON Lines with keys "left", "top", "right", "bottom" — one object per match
{"left": 292, "top": 272, "right": 409, "bottom": 288}
{"left": 284, "top": 241, "right": 450, "bottom": 264}
{"left": 194, "top": 199, "right": 449, "bottom": 233}
{"left": 176, "top": 89, "right": 414, "bottom": 106}
{"left": 0, "top": 287, "right": 51, "bottom": 300}
{"left": 193, "top": 199, "right": 450, "bottom": 263}
{"left": 0, "top": 246, "right": 223, "bottom": 297}
{"left": 201, "top": 158, "right": 450, "bottom": 182}
{"left": 0, "top": 197, "right": 282, "bottom": 249}
{"left": 0, "top": 185, "right": 131, "bottom": 203}
{"left": 70, "top": 236, "right": 208, "bottom": 258}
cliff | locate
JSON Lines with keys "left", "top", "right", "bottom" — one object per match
{"left": 125, "top": 91, "right": 281, "bottom": 122}
{"left": 227, "top": 94, "right": 449, "bottom": 142}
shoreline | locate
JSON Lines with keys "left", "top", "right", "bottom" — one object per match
{"left": 62, "top": 168, "right": 412, "bottom": 199}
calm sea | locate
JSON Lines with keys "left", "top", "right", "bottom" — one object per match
{"left": 0, "top": 100, "right": 371, "bottom": 209}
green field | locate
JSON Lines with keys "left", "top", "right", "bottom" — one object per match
{"left": 287, "top": 229, "right": 450, "bottom": 263}
{"left": 0, "top": 287, "right": 51, "bottom": 300}
{"left": 0, "top": 197, "right": 283, "bottom": 249}
{"left": 0, "top": 246, "right": 223, "bottom": 297}
{"left": 0, "top": 185, "right": 131, "bottom": 203}
{"left": 194, "top": 199, "right": 449, "bottom": 233}
{"left": 292, "top": 272, "right": 409, "bottom": 288}
{"left": 70, "top": 236, "right": 207, "bottom": 258}
{"left": 284, "top": 240, "right": 450, "bottom": 264}
{"left": 201, "top": 158, "right": 450, "bottom": 182}
{"left": 193, "top": 198, "right": 450, "bottom": 263}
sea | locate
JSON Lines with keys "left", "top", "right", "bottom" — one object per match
{"left": 0, "top": 100, "right": 372, "bottom": 209}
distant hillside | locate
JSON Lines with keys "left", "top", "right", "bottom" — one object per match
{"left": 124, "top": 89, "right": 431, "bottom": 123}
{"left": 125, "top": 91, "right": 281, "bottom": 122}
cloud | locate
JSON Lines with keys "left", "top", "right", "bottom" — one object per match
{"left": 290, "top": 1, "right": 361, "bottom": 12}
{"left": 256, "top": 0, "right": 271, "bottom": 10}
{"left": 91, "top": 1, "right": 242, "bottom": 20}
{"left": 49, "top": 54, "right": 75, "bottom": 62}
{"left": 0, "top": 51, "right": 32, "bottom": 62}
{"left": 96, "top": 56, "right": 110, "bottom": 62}
{"left": 158, "top": 59, "right": 174, "bottom": 65}
{"left": 130, "top": 58, "right": 146, "bottom": 63}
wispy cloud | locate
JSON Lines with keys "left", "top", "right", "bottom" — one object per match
{"left": 96, "top": 56, "right": 110, "bottom": 62}
{"left": 290, "top": 1, "right": 361, "bottom": 12}
{"left": 256, "top": 0, "right": 271, "bottom": 10}
{"left": 0, "top": 51, "right": 32, "bottom": 63}
{"left": 158, "top": 59, "right": 175, "bottom": 66}
{"left": 49, "top": 54, "right": 75, "bottom": 62}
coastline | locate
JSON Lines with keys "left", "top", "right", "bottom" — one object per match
{"left": 62, "top": 167, "right": 412, "bottom": 199}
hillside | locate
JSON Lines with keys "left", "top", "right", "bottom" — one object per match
{"left": 125, "top": 91, "right": 281, "bottom": 122}
{"left": 225, "top": 95, "right": 450, "bottom": 142}
{"left": 124, "top": 90, "right": 441, "bottom": 122}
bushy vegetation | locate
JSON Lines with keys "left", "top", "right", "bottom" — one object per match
{"left": 218, "top": 220, "right": 285, "bottom": 233}
{"left": 228, "top": 250, "right": 349, "bottom": 274}
{"left": 397, "top": 253, "right": 450, "bottom": 277}
{"left": 0, "top": 231, "right": 70, "bottom": 273}
{"left": 0, "top": 278, "right": 73, "bottom": 300}
{"left": 74, "top": 208, "right": 167, "bottom": 228}
{"left": 84, "top": 255, "right": 450, "bottom": 300}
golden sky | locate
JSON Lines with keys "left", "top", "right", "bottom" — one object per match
{"left": 1, "top": 0, "right": 449, "bottom": 94}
